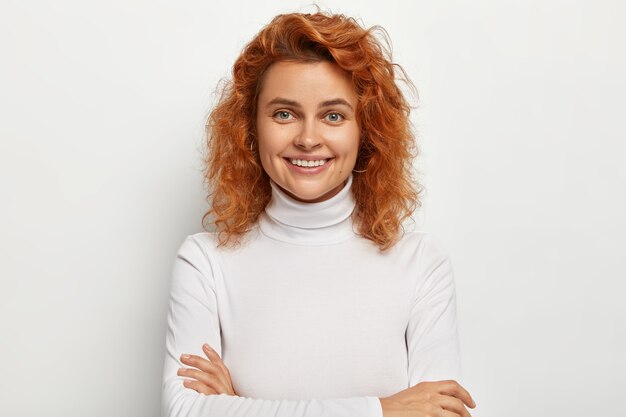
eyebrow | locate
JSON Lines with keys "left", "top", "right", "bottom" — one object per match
{"left": 266, "top": 97, "right": 354, "bottom": 111}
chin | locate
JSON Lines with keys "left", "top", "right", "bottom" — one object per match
{"left": 288, "top": 182, "right": 344, "bottom": 203}
{"left": 287, "top": 189, "right": 326, "bottom": 202}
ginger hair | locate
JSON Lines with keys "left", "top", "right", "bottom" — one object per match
{"left": 202, "top": 8, "right": 422, "bottom": 252}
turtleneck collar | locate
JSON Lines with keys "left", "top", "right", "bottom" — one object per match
{"left": 258, "top": 174, "right": 358, "bottom": 245}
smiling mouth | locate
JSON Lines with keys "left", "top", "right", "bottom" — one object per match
{"left": 283, "top": 157, "right": 335, "bottom": 168}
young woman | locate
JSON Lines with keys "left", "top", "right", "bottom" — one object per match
{"left": 161, "top": 9, "right": 476, "bottom": 417}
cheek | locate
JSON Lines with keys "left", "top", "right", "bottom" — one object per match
{"left": 256, "top": 125, "right": 287, "bottom": 176}
{"left": 256, "top": 122, "right": 275, "bottom": 155}
{"left": 257, "top": 141, "right": 276, "bottom": 174}
{"left": 256, "top": 120, "right": 288, "bottom": 151}
{"left": 327, "top": 126, "right": 360, "bottom": 158}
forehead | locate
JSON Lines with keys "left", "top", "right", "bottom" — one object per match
{"left": 258, "top": 60, "right": 357, "bottom": 104}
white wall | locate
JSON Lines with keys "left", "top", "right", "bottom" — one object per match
{"left": 1, "top": 1, "right": 624, "bottom": 416}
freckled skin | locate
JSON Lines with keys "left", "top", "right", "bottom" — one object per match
{"left": 255, "top": 61, "right": 360, "bottom": 203}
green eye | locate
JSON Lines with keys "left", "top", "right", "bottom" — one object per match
{"left": 325, "top": 112, "right": 344, "bottom": 122}
{"left": 275, "top": 111, "right": 292, "bottom": 120}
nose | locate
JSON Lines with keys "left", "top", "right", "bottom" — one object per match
{"left": 293, "top": 118, "right": 321, "bottom": 150}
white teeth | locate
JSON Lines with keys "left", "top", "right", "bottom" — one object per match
{"left": 289, "top": 159, "right": 328, "bottom": 167}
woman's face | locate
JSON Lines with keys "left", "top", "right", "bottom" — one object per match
{"left": 255, "top": 60, "right": 360, "bottom": 203}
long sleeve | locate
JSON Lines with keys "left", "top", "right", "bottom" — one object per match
{"left": 161, "top": 235, "right": 383, "bottom": 417}
{"left": 406, "top": 234, "right": 463, "bottom": 387}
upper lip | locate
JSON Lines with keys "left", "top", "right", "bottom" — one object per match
{"left": 283, "top": 154, "right": 335, "bottom": 161}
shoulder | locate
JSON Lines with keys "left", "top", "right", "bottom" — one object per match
{"left": 175, "top": 232, "right": 217, "bottom": 257}
{"left": 172, "top": 232, "right": 228, "bottom": 278}
{"left": 395, "top": 228, "right": 451, "bottom": 262}
{"left": 177, "top": 227, "right": 261, "bottom": 259}
{"left": 392, "top": 230, "right": 458, "bottom": 303}
{"left": 185, "top": 231, "right": 220, "bottom": 250}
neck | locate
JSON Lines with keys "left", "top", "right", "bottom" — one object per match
{"left": 258, "top": 174, "right": 357, "bottom": 245}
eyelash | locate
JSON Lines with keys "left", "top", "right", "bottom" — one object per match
{"left": 273, "top": 110, "right": 345, "bottom": 123}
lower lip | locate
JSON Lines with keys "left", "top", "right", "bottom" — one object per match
{"left": 283, "top": 158, "right": 334, "bottom": 175}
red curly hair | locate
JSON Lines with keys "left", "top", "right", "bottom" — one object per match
{"left": 202, "top": 8, "right": 422, "bottom": 252}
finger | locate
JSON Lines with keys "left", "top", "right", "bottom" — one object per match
{"left": 182, "top": 378, "right": 218, "bottom": 395}
{"left": 440, "top": 410, "right": 467, "bottom": 417}
{"left": 202, "top": 344, "right": 232, "bottom": 379}
{"left": 438, "top": 380, "right": 476, "bottom": 409}
{"left": 418, "top": 403, "right": 465, "bottom": 417}
{"left": 179, "top": 367, "right": 228, "bottom": 394}
{"left": 181, "top": 354, "right": 221, "bottom": 376}
{"left": 181, "top": 352, "right": 233, "bottom": 395}
{"left": 202, "top": 344, "right": 235, "bottom": 391}
{"left": 436, "top": 393, "right": 472, "bottom": 417}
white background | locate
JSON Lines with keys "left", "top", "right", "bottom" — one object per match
{"left": 1, "top": 1, "right": 624, "bottom": 416}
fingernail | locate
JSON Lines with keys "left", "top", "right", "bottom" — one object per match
{"left": 203, "top": 343, "right": 211, "bottom": 351}
{"left": 181, "top": 354, "right": 190, "bottom": 359}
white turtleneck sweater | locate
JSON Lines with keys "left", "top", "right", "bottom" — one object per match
{"left": 161, "top": 174, "right": 463, "bottom": 417}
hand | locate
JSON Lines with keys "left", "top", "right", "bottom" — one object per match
{"left": 178, "top": 343, "right": 238, "bottom": 396}
{"left": 379, "top": 380, "right": 476, "bottom": 417}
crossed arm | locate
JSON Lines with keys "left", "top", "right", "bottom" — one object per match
{"left": 162, "top": 235, "right": 476, "bottom": 417}
{"left": 177, "top": 342, "right": 475, "bottom": 417}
